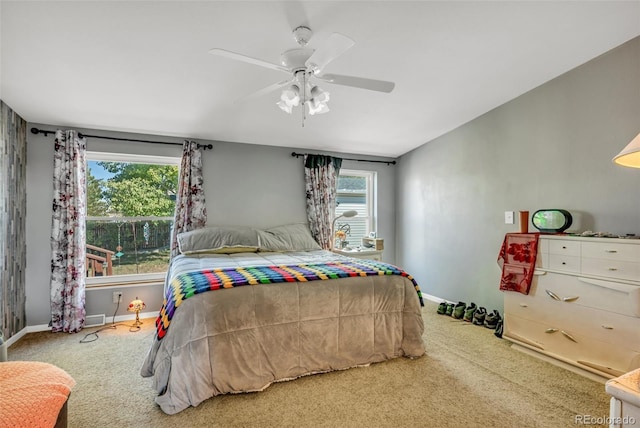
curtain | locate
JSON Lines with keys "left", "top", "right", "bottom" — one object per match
{"left": 50, "top": 130, "right": 87, "bottom": 333}
{"left": 304, "top": 154, "right": 342, "bottom": 250}
{"left": 170, "top": 140, "right": 207, "bottom": 258}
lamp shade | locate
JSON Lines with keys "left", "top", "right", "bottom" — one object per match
{"left": 339, "top": 210, "right": 358, "bottom": 218}
{"left": 331, "top": 210, "right": 358, "bottom": 230}
{"left": 613, "top": 132, "right": 640, "bottom": 168}
{"left": 308, "top": 100, "right": 329, "bottom": 115}
{"left": 128, "top": 297, "right": 146, "bottom": 313}
{"left": 281, "top": 85, "right": 300, "bottom": 106}
{"left": 277, "top": 100, "right": 293, "bottom": 114}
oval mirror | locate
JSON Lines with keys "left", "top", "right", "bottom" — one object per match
{"left": 532, "top": 209, "right": 573, "bottom": 233}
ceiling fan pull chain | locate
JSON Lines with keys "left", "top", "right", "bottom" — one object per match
{"left": 301, "top": 73, "right": 307, "bottom": 127}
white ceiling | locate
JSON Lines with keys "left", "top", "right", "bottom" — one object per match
{"left": 1, "top": 1, "right": 639, "bottom": 158}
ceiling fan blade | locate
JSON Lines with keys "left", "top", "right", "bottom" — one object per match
{"left": 209, "top": 48, "right": 290, "bottom": 74}
{"left": 235, "top": 79, "right": 293, "bottom": 103}
{"left": 305, "top": 33, "right": 355, "bottom": 74}
{"left": 316, "top": 73, "right": 395, "bottom": 93}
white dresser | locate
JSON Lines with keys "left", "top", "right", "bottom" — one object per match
{"left": 503, "top": 235, "right": 640, "bottom": 380}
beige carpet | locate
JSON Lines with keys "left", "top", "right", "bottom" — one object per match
{"left": 8, "top": 301, "right": 611, "bottom": 428}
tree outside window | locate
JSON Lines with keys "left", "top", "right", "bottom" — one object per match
{"left": 85, "top": 157, "right": 179, "bottom": 281}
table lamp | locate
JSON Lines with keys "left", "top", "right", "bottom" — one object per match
{"left": 128, "top": 297, "right": 146, "bottom": 327}
{"left": 332, "top": 210, "right": 357, "bottom": 248}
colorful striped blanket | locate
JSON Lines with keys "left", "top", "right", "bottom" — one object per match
{"left": 156, "top": 259, "right": 423, "bottom": 340}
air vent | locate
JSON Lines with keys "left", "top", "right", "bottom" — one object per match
{"left": 85, "top": 314, "right": 106, "bottom": 328}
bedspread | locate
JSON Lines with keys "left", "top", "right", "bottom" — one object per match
{"left": 157, "top": 258, "right": 423, "bottom": 340}
{"left": 141, "top": 250, "right": 426, "bottom": 415}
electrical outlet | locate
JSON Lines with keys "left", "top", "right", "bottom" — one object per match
{"left": 113, "top": 292, "right": 123, "bottom": 304}
{"left": 504, "top": 211, "right": 514, "bottom": 224}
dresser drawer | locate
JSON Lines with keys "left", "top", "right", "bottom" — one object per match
{"left": 548, "top": 239, "right": 581, "bottom": 256}
{"left": 505, "top": 314, "right": 640, "bottom": 376}
{"left": 582, "top": 241, "right": 640, "bottom": 262}
{"left": 547, "top": 254, "right": 581, "bottom": 273}
{"left": 529, "top": 271, "right": 640, "bottom": 317}
{"left": 581, "top": 257, "right": 640, "bottom": 282}
{"left": 505, "top": 290, "right": 640, "bottom": 350}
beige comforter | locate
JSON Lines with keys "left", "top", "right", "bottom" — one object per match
{"left": 141, "top": 250, "right": 425, "bottom": 415}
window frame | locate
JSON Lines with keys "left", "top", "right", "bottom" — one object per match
{"left": 335, "top": 169, "right": 377, "bottom": 247}
{"left": 85, "top": 151, "right": 180, "bottom": 288}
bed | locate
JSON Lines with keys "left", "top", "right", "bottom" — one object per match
{"left": 141, "top": 223, "right": 425, "bottom": 415}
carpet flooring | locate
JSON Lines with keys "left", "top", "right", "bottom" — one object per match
{"left": 7, "top": 300, "right": 611, "bottom": 427}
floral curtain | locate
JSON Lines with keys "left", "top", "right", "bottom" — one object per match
{"left": 50, "top": 130, "right": 87, "bottom": 333}
{"left": 170, "top": 140, "right": 207, "bottom": 258}
{"left": 304, "top": 154, "right": 342, "bottom": 250}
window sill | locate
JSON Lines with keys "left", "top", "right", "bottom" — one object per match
{"left": 86, "top": 273, "right": 165, "bottom": 289}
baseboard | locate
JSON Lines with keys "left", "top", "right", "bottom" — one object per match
{"left": 421, "top": 293, "right": 446, "bottom": 304}
{"left": 5, "top": 328, "right": 29, "bottom": 347}
{"left": 507, "top": 341, "right": 609, "bottom": 384}
{"left": 7, "top": 311, "right": 157, "bottom": 348}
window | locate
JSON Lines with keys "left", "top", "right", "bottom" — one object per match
{"left": 335, "top": 170, "right": 376, "bottom": 248}
{"left": 85, "top": 152, "right": 180, "bottom": 286}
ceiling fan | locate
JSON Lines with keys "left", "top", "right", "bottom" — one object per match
{"left": 209, "top": 26, "right": 395, "bottom": 118}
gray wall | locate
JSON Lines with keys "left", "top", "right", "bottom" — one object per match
{"left": 396, "top": 36, "right": 640, "bottom": 313}
{"left": 25, "top": 128, "right": 397, "bottom": 326}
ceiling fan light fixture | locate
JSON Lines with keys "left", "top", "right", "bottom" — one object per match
{"left": 310, "top": 86, "right": 330, "bottom": 104}
{"left": 308, "top": 98, "right": 330, "bottom": 115}
{"left": 277, "top": 100, "right": 293, "bottom": 114}
{"left": 280, "top": 85, "right": 300, "bottom": 105}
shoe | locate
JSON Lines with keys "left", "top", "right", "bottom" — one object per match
{"left": 494, "top": 319, "right": 504, "bottom": 338}
{"left": 437, "top": 301, "right": 448, "bottom": 315}
{"left": 484, "top": 310, "right": 502, "bottom": 329}
{"left": 445, "top": 303, "right": 455, "bottom": 316}
{"left": 472, "top": 307, "right": 487, "bottom": 326}
{"left": 452, "top": 301, "right": 466, "bottom": 319}
{"left": 463, "top": 302, "right": 477, "bottom": 322}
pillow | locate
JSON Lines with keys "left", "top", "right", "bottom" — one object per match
{"left": 177, "top": 226, "right": 259, "bottom": 254}
{"left": 257, "top": 223, "right": 321, "bottom": 252}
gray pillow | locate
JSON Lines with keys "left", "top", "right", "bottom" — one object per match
{"left": 177, "top": 226, "right": 259, "bottom": 254}
{"left": 257, "top": 223, "right": 321, "bottom": 252}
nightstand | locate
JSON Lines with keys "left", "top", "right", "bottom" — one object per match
{"left": 333, "top": 248, "right": 383, "bottom": 261}
{"left": 606, "top": 369, "right": 640, "bottom": 427}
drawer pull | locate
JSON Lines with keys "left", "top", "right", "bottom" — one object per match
{"left": 562, "top": 246, "right": 567, "bottom": 249}
{"left": 607, "top": 267, "right": 618, "bottom": 271}
{"left": 519, "top": 303, "right": 528, "bottom": 308}
{"left": 561, "top": 330, "right": 577, "bottom": 342}
{"left": 545, "top": 289, "right": 561, "bottom": 301}
{"left": 545, "top": 328, "right": 558, "bottom": 333}
{"left": 601, "top": 325, "right": 614, "bottom": 330}
{"left": 604, "top": 249, "right": 618, "bottom": 253}
{"left": 561, "top": 262, "right": 566, "bottom": 265}
{"left": 562, "top": 296, "right": 579, "bottom": 302}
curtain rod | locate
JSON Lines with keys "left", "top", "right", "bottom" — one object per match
{"left": 30, "top": 127, "right": 213, "bottom": 150}
{"left": 291, "top": 152, "right": 396, "bottom": 165}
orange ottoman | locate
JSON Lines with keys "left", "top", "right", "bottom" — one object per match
{"left": 0, "top": 361, "right": 75, "bottom": 428}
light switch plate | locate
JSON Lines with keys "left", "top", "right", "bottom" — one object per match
{"left": 505, "top": 211, "right": 514, "bottom": 224}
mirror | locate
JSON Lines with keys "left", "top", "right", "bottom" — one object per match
{"left": 532, "top": 209, "right": 573, "bottom": 233}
